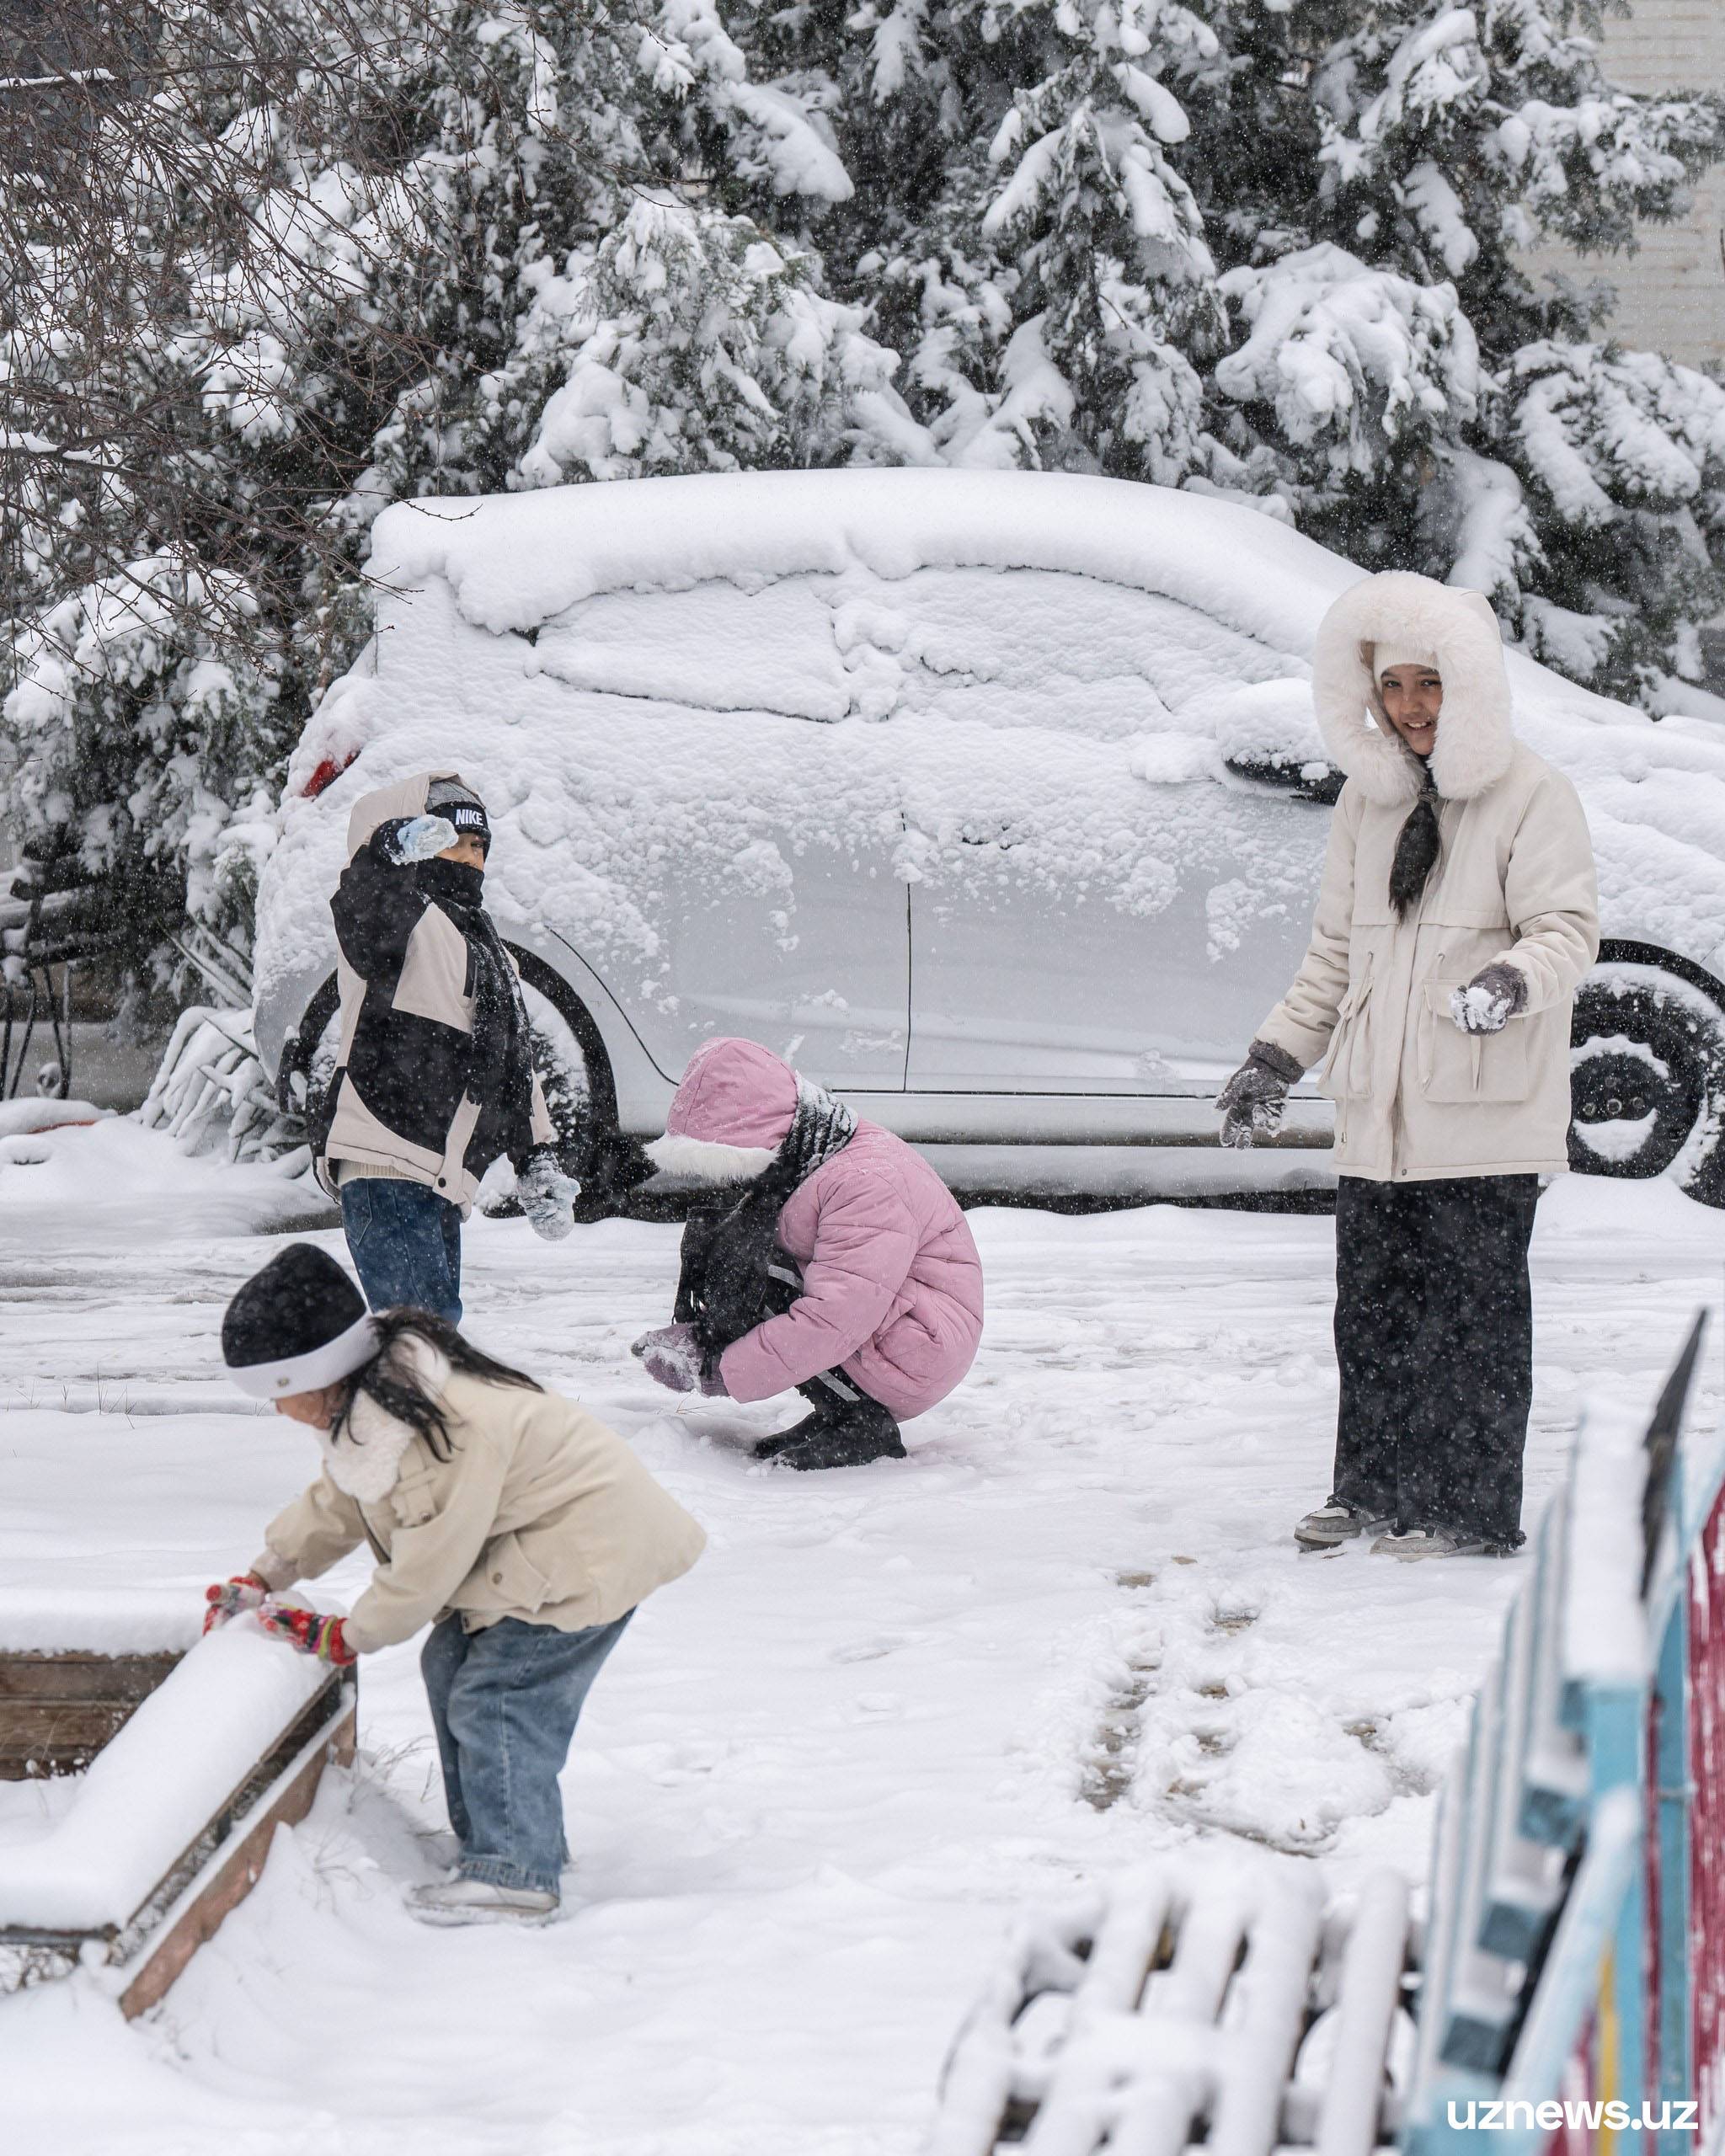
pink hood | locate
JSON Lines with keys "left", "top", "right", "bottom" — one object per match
{"left": 647, "top": 1037, "right": 799, "bottom": 1181}
{"left": 648, "top": 1038, "right": 985, "bottom": 1422}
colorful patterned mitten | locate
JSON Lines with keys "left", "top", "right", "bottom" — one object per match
{"left": 256, "top": 1598, "right": 357, "bottom": 1666}
{"left": 203, "top": 1572, "right": 270, "bottom": 1635}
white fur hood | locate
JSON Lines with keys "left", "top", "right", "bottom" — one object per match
{"left": 1311, "top": 573, "right": 1515, "bottom": 808}
{"left": 644, "top": 1130, "right": 778, "bottom": 1184}
{"left": 317, "top": 1335, "right": 451, "bottom": 1503}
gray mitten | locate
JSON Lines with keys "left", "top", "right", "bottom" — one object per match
{"left": 384, "top": 814, "right": 457, "bottom": 867}
{"left": 1449, "top": 962, "right": 1527, "bottom": 1035}
{"left": 515, "top": 1148, "right": 582, "bottom": 1241}
{"left": 1215, "top": 1039, "right": 1305, "bottom": 1149}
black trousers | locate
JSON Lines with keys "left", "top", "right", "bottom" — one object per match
{"left": 1331, "top": 1174, "right": 1540, "bottom": 1546}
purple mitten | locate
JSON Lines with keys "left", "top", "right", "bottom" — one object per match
{"left": 632, "top": 1322, "right": 727, "bottom": 1397}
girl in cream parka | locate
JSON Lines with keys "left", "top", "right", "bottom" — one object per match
{"left": 206, "top": 1243, "right": 705, "bottom": 1923}
{"left": 1216, "top": 574, "right": 1599, "bottom": 1560}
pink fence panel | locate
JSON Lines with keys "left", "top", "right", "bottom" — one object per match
{"left": 1689, "top": 1481, "right": 1725, "bottom": 2130}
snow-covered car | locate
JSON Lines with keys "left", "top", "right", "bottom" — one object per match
{"left": 254, "top": 470, "right": 1725, "bottom": 1208}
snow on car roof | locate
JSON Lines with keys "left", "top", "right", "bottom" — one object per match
{"left": 367, "top": 468, "right": 1350, "bottom": 653}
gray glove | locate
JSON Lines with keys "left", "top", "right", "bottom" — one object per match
{"left": 1449, "top": 963, "right": 1527, "bottom": 1035}
{"left": 383, "top": 814, "right": 457, "bottom": 867}
{"left": 515, "top": 1148, "right": 582, "bottom": 1241}
{"left": 1215, "top": 1039, "right": 1305, "bottom": 1149}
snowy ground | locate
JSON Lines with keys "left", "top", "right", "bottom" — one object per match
{"left": 1, "top": 1118, "right": 1720, "bottom": 2155}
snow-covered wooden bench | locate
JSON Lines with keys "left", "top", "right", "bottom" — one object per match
{"left": 0, "top": 1595, "right": 355, "bottom": 2017}
{"left": 928, "top": 1315, "right": 1720, "bottom": 2153}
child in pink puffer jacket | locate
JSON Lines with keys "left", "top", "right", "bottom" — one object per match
{"left": 631, "top": 1038, "right": 984, "bottom": 1470}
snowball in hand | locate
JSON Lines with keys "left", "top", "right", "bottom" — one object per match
{"left": 1449, "top": 963, "right": 1525, "bottom": 1035}
{"left": 388, "top": 814, "right": 458, "bottom": 866}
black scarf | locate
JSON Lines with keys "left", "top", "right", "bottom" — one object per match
{"left": 1389, "top": 765, "right": 1442, "bottom": 921}
{"left": 675, "top": 1080, "right": 858, "bottom": 1369}
{"left": 418, "top": 860, "right": 537, "bottom": 1145}
{"left": 772, "top": 1079, "right": 857, "bottom": 1186}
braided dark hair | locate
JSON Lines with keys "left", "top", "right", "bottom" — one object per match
{"left": 331, "top": 1310, "right": 541, "bottom": 1463}
{"left": 1389, "top": 769, "right": 1442, "bottom": 920}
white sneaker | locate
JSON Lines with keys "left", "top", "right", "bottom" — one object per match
{"left": 1295, "top": 1501, "right": 1391, "bottom": 1550}
{"left": 1370, "top": 1528, "right": 1497, "bottom": 1561}
{"left": 406, "top": 1877, "right": 559, "bottom": 1926}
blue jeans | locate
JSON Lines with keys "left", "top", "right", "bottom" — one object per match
{"left": 340, "top": 1176, "right": 462, "bottom": 1323}
{"left": 419, "top": 1611, "right": 633, "bottom": 1896}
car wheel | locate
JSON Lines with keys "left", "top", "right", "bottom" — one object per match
{"left": 1569, "top": 962, "right": 1725, "bottom": 1206}
{"left": 508, "top": 951, "right": 652, "bottom": 1223}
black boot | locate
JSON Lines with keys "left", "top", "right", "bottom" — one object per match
{"left": 753, "top": 1414, "right": 822, "bottom": 1461}
{"left": 756, "top": 1394, "right": 905, "bottom": 1470}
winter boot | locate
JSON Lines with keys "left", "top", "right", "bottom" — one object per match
{"left": 767, "top": 1395, "right": 905, "bottom": 1471}
{"left": 752, "top": 1413, "right": 823, "bottom": 1462}
{"left": 1370, "top": 1528, "right": 1511, "bottom": 1561}
{"left": 1294, "top": 1500, "right": 1392, "bottom": 1550}
{"left": 406, "top": 1878, "right": 559, "bottom": 1926}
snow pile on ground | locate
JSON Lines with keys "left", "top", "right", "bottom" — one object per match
{"left": 0, "top": 1121, "right": 1717, "bottom": 2153}
{"left": 0, "top": 1113, "right": 330, "bottom": 1246}
{"left": 0, "top": 1617, "right": 337, "bottom": 1932}
{"left": 255, "top": 472, "right": 1725, "bottom": 1070}
{"left": 0, "top": 1098, "right": 109, "bottom": 1170}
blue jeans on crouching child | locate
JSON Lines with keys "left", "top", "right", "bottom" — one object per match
{"left": 339, "top": 1176, "right": 463, "bottom": 1325}
{"left": 419, "top": 1611, "right": 634, "bottom": 1896}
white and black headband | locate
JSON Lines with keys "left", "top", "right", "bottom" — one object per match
{"left": 222, "top": 1243, "right": 381, "bottom": 1401}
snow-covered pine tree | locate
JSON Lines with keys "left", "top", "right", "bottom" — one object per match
{"left": 1183, "top": 0, "right": 1725, "bottom": 705}
{"left": 755, "top": 0, "right": 1234, "bottom": 486}
{"left": 734, "top": 0, "right": 1725, "bottom": 702}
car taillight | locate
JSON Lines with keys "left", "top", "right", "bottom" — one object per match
{"left": 303, "top": 750, "right": 358, "bottom": 799}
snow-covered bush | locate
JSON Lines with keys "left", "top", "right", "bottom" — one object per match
{"left": 2, "top": 558, "right": 286, "bottom": 985}
{"left": 139, "top": 1003, "right": 304, "bottom": 1167}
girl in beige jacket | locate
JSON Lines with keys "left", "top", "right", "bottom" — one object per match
{"left": 206, "top": 1242, "right": 706, "bottom": 1924}
{"left": 1216, "top": 574, "right": 1599, "bottom": 1561}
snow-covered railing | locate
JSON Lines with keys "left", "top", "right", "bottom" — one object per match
{"left": 927, "top": 1315, "right": 1720, "bottom": 2153}
{"left": 1402, "top": 1313, "right": 1716, "bottom": 2151}
{"left": 0, "top": 1609, "right": 355, "bottom": 2017}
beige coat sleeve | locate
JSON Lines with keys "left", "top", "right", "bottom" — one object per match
{"left": 510, "top": 951, "right": 558, "bottom": 1151}
{"left": 254, "top": 1473, "right": 369, "bottom": 1591}
{"left": 341, "top": 1431, "right": 514, "bottom": 1654}
{"left": 1500, "top": 770, "right": 1600, "bottom": 1014}
{"left": 528, "top": 1067, "right": 556, "bottom": 1150}
{"left": 1256, "top": 787, "right": 1361, "bottom": 1071}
